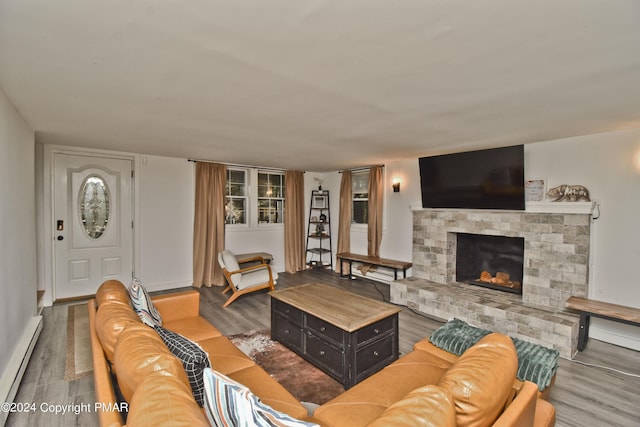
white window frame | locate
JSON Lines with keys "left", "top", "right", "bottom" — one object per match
{"left": 352, "top": 171, "right": 369, "bottom": 226}
{"left": 257, "top": 170, "right": 285, "bottom": 226}
{"left": 225, "top": 167, "right": 249, "bottom": 228}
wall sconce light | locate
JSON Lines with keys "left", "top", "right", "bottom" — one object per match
{"left": 392, "top": 178, "right": 401, "bottom": 193}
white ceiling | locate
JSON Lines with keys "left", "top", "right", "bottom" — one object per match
{"left": 1, "top": 1, "right": 639, "bottom": 171}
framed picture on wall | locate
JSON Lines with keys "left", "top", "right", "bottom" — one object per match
{"left": 525, "top": 179, "right": 546, "bottom": 202}
{"left": 312, "top": 195, "right": 327, "bottom": 209}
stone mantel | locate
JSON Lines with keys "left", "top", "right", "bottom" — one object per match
{"left": 410, "top": 201, "right": 596, "bottom": 215}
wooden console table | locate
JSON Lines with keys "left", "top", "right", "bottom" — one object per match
{"left": 566, "top": 296, "right": 640, "bottom": 351}
{"left": 270, "top": 283, "right": 401, "bottom": 388}
{"left": 336, "top": 252, "right": 412, "bottom": 280}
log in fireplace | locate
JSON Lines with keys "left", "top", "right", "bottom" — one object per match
{"left": 455, "top": 233, "right": 525, "bottom": 295}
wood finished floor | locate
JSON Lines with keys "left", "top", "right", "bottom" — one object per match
{"left": 7, "top": 269, "right": 640, "bottom": 426}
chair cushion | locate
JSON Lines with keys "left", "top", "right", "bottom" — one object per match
{"left": 129, "top": 278, "right": 162, "bottom": 327}
{"left": 222, "top": 250, "right": 241, "bottom": 272}
{"left": 155, "top": 325, "right": 211, "bottom": 407}
{"left": 202, "top": 368, "right": 318, "bottom": 427}
{"left": 235, "top": 266, "right": 272, "bottom": 290}
{"left": 437, "top": 333, "right": 518, "bottom": 427}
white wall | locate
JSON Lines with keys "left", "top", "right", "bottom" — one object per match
{"left": 138, "top": 155, "right": 195, "bottom": 290}
{"left": 526, "top": 129, "right": 640, "bottom": 350}
{"left": 0, "top": 88, "right": 41, "bottom": 412}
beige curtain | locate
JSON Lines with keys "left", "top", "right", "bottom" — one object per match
{"left": 337, "top": 170, "right": 352, "bottom": 272}
{"left": 284, "top": 170, "right": 306, "bottom": 274}
{"left": 367, "top": 166, "right": 384, "bottom": 257}
{"left": 193, "top": 162, "right": 226, "bottom": 287}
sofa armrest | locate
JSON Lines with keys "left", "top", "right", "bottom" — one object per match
{"left": 492, "top": 381, "right": 538, "bottom": 427}
{"left": 151, "top": 290, "right": 200, "bottom": 322}
{"left": 87, "top": 299, "right": 124, "bottom": 427}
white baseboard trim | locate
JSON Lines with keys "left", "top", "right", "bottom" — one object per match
{"left": 589, "top": 325, "right": 640, "bottom": 352}
{"left": 0, "top": 316, "right": 43, "bottom": 426}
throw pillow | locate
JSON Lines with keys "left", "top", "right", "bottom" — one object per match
{"left": 155, "top": 325, "right": 212, "bottom": 407}
{"left": 202, "top": 368, "right": 319, "bottom": 427}
{"left": 429, "top": 318, "right": 491, "bottom": 356}
{"left": 128, "top": 277, "right": 162, "bottom": 327}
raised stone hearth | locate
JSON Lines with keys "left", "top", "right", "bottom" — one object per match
{"left": 391, "top": 207, "right": 594, "bottom": 358}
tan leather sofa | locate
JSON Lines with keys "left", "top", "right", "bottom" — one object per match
{"left": 88, "top": 280, "right": 309, "bottom": 426}
{"left": 89, "top": 280, "right": 555, "bottom": 427}
{"left": 310, "top": 334, "right": 556, "bottom": 427}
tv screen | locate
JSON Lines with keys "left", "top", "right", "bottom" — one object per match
{"left": 419, "top": 145, "right": 525, "bottom": 210}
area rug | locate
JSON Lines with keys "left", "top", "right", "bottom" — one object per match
{"left": 64, "top": 303, "right": 93, "bottom": 381}
{"left": 228, "top": 330, "right": 345, "bottom": 405}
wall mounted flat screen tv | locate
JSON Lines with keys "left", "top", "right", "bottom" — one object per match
{"left": 419, "top": 145, "right": 525, "bottom": 210}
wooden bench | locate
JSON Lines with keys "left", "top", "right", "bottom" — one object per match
{"left": 566, "top": 296, "right": 640, "bottom": 351}
{"left": 336, "top": 252, "right": 412, "bottom": 281}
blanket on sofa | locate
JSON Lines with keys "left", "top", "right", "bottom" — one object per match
{"left": 430, "top": 319, "right": 559, "bottom": 391}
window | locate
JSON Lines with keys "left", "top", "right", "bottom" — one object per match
{"left": 352, "top": 171, "right": 369, "bottom": 224}
{"left": 225, "top": 169, "right": 247, "bottom": 224}
{"left": 257, "top": 172, "right": 285, "bottom": 224}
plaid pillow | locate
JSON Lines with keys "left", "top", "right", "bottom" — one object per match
{"left": 128, "top": 278, "right": 162, "bottom": 327}
{"left": 202, "top": 368, "right": 318, "bottom": 427}
{"left": 155, "top": 325, "right": 211, "bottom": 406}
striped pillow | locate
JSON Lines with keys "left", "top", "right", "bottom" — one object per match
{"left": 155, "top": 325, "right": 211, "bottom": 406}
{"left": 128, "top": 278, "right": 162, "bottom": 327}
{"left": 202, "top": 368, "right": 318, "bottom": 427}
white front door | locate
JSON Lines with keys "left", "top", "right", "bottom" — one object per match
{"left": 53, "top": 153, "right": 133, "bottom": 300}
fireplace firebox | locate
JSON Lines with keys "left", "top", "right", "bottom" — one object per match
{"left": 456, "top": 233, "right": 525, "bottom": 295}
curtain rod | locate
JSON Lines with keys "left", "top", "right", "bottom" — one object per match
{"left": 339, "top": 164, "right": 385, "bottom": 173}
{"left": 187, "top": 158, "right": 303, "bottom": 173}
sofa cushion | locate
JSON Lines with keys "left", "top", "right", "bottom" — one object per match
{"left": 95, "top": 301, "right": 143, "bottom": 363}
{"left": 126, "top": 372, "right": 210, "bottom": 427}
{"left": 128, "top": 277, "right": 163, "bottom": 327}
{"left": 95, "top": 279, "right": 131, "bottom": 307}
{"left": 198, "top": 336, "right": 256, "bottom": 375}
{"left": 155, "top": 325, "right": 211, "bottom": 406}
{"left": 313, "top": 349, "right": 451, "bottom": 427}
{"left": 366, "top": 385, "right": 457, "bottom": 427}
{"left": 202, "top": 368, "right": 318, "bottom": 427}
{"left": 228, "top": 365, "right": 309, "bottom": 420}
{"left": 162, "top": 316, "right": 223, "bottom": 342}
{"left": 437, "top": 333, "right": 518, "bottom": 427}
{"left": 113, "top": 325, "right": 190, "bottom": 402}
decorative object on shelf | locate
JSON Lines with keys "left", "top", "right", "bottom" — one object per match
{"left": 313, "top": 177, "right": 324, "bottom": 191}
{"left": 312, "top": 194, "right": 327, "bottom": 209}
{"left": 319, "top": 213, "right": 327, "bottom": 222}
{"left": 311, "top": 215, "right": 318, "bottom": 222}
{"left": 525, "top": 179, "right": 546, "bottom": 202}
{"left": 547, "top": 184, "right": 591, "bottom": 202}
{"left": 392, "top": 178, "right": 401, "bottom": 193}
{"left": 315, "top": 224, "right": 324, "bottom": 235}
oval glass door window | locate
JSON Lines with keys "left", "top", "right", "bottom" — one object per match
{"left": 79, "top": 175, "right": 110, "bottom": 239}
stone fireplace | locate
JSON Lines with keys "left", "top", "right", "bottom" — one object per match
{"left": 390, "top": 206, "right": 593, "bottom": 357}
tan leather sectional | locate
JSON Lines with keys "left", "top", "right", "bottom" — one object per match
{"left": 89, "top": 280, "right": 555, "bottom": 426}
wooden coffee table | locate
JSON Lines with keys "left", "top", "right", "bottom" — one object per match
{"left": 269, "top": 283, "right": 401, "bottom": 388}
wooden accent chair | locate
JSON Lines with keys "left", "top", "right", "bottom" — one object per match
{"left": 218, "top": 250, "right": 277, "bottom": 308}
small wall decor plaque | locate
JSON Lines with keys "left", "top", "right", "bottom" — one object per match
{"left": 525, "top": 179, "right": 546, "bottom": 202}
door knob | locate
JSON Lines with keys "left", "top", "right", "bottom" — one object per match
{"left": 57, "top": 235, "right": 64, "bottom": 241}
